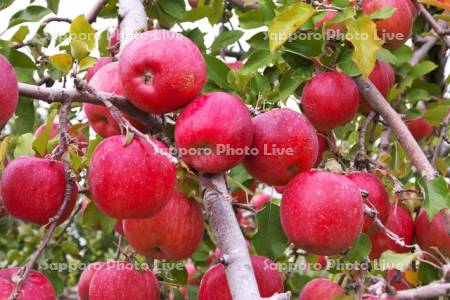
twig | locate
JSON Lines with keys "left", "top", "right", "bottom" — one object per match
{"left": 416, "top": 4, "right": 450, "bottom": 48}
{"left": 354, "top": 112, "right": 377, "bottom": 167}
{"left": 393, "top": 282, "right": 450, "bottom": 299}
{"left": 431, "top": 108, "right": 450, "bottom": 166}
{"left": 86, "top": 0, "right": 108, "bottom": 23}
{"left": 41, "top": 17, "right": 72, "bottom": 26}
{"left": 312, "top": 1, "right": 343, "bottom": 11}
{"left": 354, "top": 76, "right": 437, "bottom": 180}
{"left": 8, "top": 101, "right": 75, "bottom": 300}
{"left": 225, "top": 0, "right": 258, "bottom": 11}
{"left": 55, "top": 200, "right": 83, "bottom": 242}
{"left": 118, "top": 0, "right": 148, "bottom": 51}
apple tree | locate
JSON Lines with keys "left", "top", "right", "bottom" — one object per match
{"left": 0, "top": 0, "right": 449, "bottom": 299}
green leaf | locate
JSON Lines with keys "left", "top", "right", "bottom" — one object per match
{"left": 376, "top": 48, "right": 398, "bottom": 66}
{"left": 343, "top": 233, "right": 371, "bottom": 263}
{"left": 284, "top": 31, "right": 324, "bottom": 58}
{"left": 8, "top": 6, "right": 51, "bottom": 29}
{"left": 60, "top": 241, "right": 79, "bottom": 256}
{"left": 13, "top": 98, "right": 35, "bottom": 134}
{"left": 332, "top": 7, "right": 356, "bottom": 23}
{"left": 207, "top": 0, "right": 224, "bottom": 24}
{"left": 11, "top": 26, "right": 30, "bottom": 44}
{"left": 242, "top": 49, "right": 272, "bottom": 74}
{"left": 46, "top": 0, "right": 60, "bottom": 14}
{"left": 268, "top": 2, "right": 315, "bottom": 52}
{"left": 14, "top": 133, "right": 35, "bottom": 157}
{"left": 418, "top": 262, "right": 442, "bottom": 285}
{"left": 252, "top": 202, "right": 288, "bottom": 260}
{"left": 210, "top": 30, "right": 244, "bottom": 54}
{"left": 98, "top": 30, "right": 109, "bottom": 57}
{"left": 49, "top": 53, "right": 73, "bottom": 74}
{"left": 184, "top": 28, "right": 206, "bottom": 52}
{"left": 378, "top": 251, "right": 417, "bottom": 271}
{"left": 418, "top": 176, "right": 450, "bottom": 221}
{"left": 369, "top": 7, "right": 396, "bottom": 20}
{"left": 78, "top": 56, "right": 96, "bottom": 72}
{"left": 166, "top": 262, "right": 187, "bottom": 285}
{"left": 423, "top": 104, "right": 450, "bottom": 126}
{"left": 32, "top": 109, "right": 57, "bottom": 157}
{"left": 203, "top": 54, "right": 231, "bottom": 90}
{"left": 0, "top": 0, "right": 14, "bottom": 11}
{"left": 70, "top": 15, "right": 95, "bottom": 51}
{"left": 184, "top": 6, "right": 214, "bottom": 22}
{"left": 345, "top": 16, "right": 382, "bottom": 78}
{"left": 333, "top": 0, "right": 349, "bottom": 7}
{"left": 159, "top": 0, "right": 186, "bottom": 20}
{"left": 408, "top": 61, "right": 438, "bottom": 80}
{"left": 277, "top": 69, "right": 306, "bottom": 102}
{"left": 392, "top": 45, "right": 413, "bottom": 65}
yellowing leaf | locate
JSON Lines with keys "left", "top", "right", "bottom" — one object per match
{"left": 70, "top": 15, "right": 95, "bottom": 52}
{"left": 268, "top": 2, "right": 315, "bottom": 53}
{"left": 345, "top": 16, "right": 382, "bottom": 78}
{"left": 78, "top": 56, "right": 96, "bottom": 71}
{"left": 419, "top": 0, "right": 450, "bottom": 10}
{"left": 49, "top": 53, "right": 73, "bottom": 73}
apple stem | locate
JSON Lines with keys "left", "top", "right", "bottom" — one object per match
{"left": 354, "top": 111, "right": 377, "bottom": 169}
{"left": 8, "top": 102, "right": 76, "bottom": 300}
{"left": 354, "top": 76, "right": 438, "bottom": 180}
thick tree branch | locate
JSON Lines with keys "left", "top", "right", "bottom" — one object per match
{"left": 416, "top": 4, "right": 450, "bottom": 48}
{"left": 394, "top": 282, "right": 450, "bottom": 299}
{"left": 18, "top": 82, "right": 163, "bottom": 133}
{"left": 354, "top": 77, "right": 437, "bottom": 180}
{"left": 86, "top": 0, "right": 108, "bottom": 23}
{"left": 199, "top": 174, "right": 263, "bottom": 300}
{"left": 118, "top": 0, "right": 147, "bottom": 51}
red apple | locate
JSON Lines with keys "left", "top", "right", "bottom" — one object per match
{"left": 274, "top": 185, "right": 285, "bottom": 193}
{"left": 368, "top": 204, "right": 414, "bottom": 259}
{"left": 109, "top": 26, "right": 120, "bottom": 54}
{"left": 386, "top": 268, "right": 416, "bottom": 290}
{"left": 380, "top": 61, "right": 396, "bottom": 88}
{"left": 227, "top": 61, "right": 243, "bottom": 70}
{"left": 231, "top": 180, "right": 257, "bottom": 204}
{"left": 175, "top": 92, "right": 254, "bottom": 173}
{"left": 0, "top": 268, "right": 56, "bottom": 299}
{"left": 198, "top": 256, "right": 284, "bottom": 300}
{"left": 358, "top": 61, "right": 391, "bottom": 113}
{"left": 0, "top": 54, "right": 18, "bottom": 128}
{"left": 404, "top": 0, "right": 417, "bottom": 17}
{"left": 406, "top": 118, "right": 433, "bottom": 141}
{"left": 86, "top": 57, "right": 113, "bottom": 82}
{"left": 316, "top": 256, "right": 328, "bottom": 270}
{"left": 299, "top": 278, "right": 344, "bottom": 300}
{"left": 251, "top": 193, "right": 271, "bottom": 210}
{"left": 78, "top": 262, "right": 106, "bottom": 300}
{"left": 83, "top": 62, "right": 146, "bottom": 138}
{"left": 314, "top": 133, "right": 332, "bottom": 167}
{"left": 243, "top": 109, "right": 319, "bottom": 186}
{"left": 89, "top": 261, "right": 159, "bottom": 300}
{"left": 415, "top": 209, "right": 450, "bottom": 257}
{"left": 119, "top": 29, "right": 206, "bottom": 114}
{"left": 347, "top": 172, "right": 390, "bottom": 234}
{"left": 362, "top": 0, "right": 413, "bottom": 48}
{"left": 34, "top": 123, "right": 88, "bottom": 156}
{"left": 124, "top": 190, "right": 204, "bottom": 260}
{"left": 281, "top": 171, "right": 364, "bottom": 256}
{"left": 88, "top": 135, "right": 176, "bottom": 219}
{"left": 301, "top": 71, "right": 359, "bottom": 132}
{"left": 1, "top": 157, "right": 77, "bottom": 225}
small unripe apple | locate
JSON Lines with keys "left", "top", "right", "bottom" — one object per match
{"left": 362, "top": 0, "right": 413, "bottom": 48}
{"left": 124, "top": 190, "right": 204, "bottom": 260}
{"left": 119, "top": 29, "right": 207, "bottom": 114}
{"left": 347, "top": 172, "right": 390, "bottom": 234}
{"left": 299, "top": 278, "right": 344, "bottom": 300}
{"left": 199, "top": 256, "right": 284, "bottom": 299}
{"left": 1, "top": 157, "right": 77, "bottom": 225}
{"left": 86, "top": 57, "right": 113, "bottom": 82}
{"left": 406, "top": 118, "right": 433, "bottom": 141}
{"left": 243, "top": 109, "right": 319, "bottom": 186}
{"left": 175, "top": 92, "right": 254, "bottom": 173}
{"left": 0, "top": 54, "right": 19, "bottom": 129}
{"left": 415, "top": 209, "right": 450, "bottom": 257}
{"left": 368, "top": 204, "right": 414, "bottom": 259}
{"left": 227, "top": 61, "right": 243, "bottom": 70}
{"left": 34, "top": 123, "right": 88, "bottom": 156}
{"left": 281, "top": 171, "right": 364, "bottom": 256}
{"left": 88, "top": 135, "right": 176, "bottom": 219}
{"left": 0, "top": 268, "right": 56, "bottom": 299}
{"left": 89, "top": 261, "right": 159, "bottom": 300}
{"left": 358, "top": 61, "right": 391, "bottom": 113}
{"left": 83, "top": 62, "right": 146, "bottom": 138}
{"left": 78, "top": 262, "right": 106, "bottom": 300}
{"left": 301, "top": 71, "right": 359, "bottom": 132}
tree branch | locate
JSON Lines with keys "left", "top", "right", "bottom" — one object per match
{"left": 225, "top": 0, "right": 259, "bottom": 11}
{"left": 431, "top": 108, "right": 450, "bottom": 166}
{"left": 416, "top": 4, "right": 450, "bottom": 48}
{"left": 86, "top": 0, "right": 109, "bottom": 23}
{"left": 118, "top": 0, "right": 147, "bottom": 51}
{"left": 394, "top": 282, "right": 450, "bottom": 299}
{"left": 18, "top": 82, "right": 163, "bottom": 133}
{"left": 353, "top": 77, "right": 437, "bottom": 180}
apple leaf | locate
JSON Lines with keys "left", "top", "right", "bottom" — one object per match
{"left": 333, "top": 7, "right": 356, "bottom": 24}
{"left": 243, "top": 49, "right": 273, "bottom": 75}
{"left": 13, "top": 98, "right": 36, "bottom": 134}
{"left": 78, "top": 56, "right": 96, "bottom": 72}
{"left": 32, "top": 109, "right": 57, "bottom": 157}
{"left": 8, "top": 6, "right": 51, "bottom": 29}
{"left": 165, "top": 262, "right": 187, "bottom": 285}
{"left": 210, "top": 30, "right": 244, "bottom": 55}
{"left": 203, "top": 54, "right": 231, "bottom": 90}
{"left": 0, "top": 0, "right": 14, "bottom": 11}
{"left": 408, "top": 61, "right": 438, "bottom": 80}
{"left": 378, "top": 251, "right": 418, "bottom": 272}
{"left": 13, "top": 133, "right": 35, "bottom": 157}
{"left": 49, "top": 53, "right": 73, "bottom": 74}
{"left": 423, "top": 104, "right": 450, "bottom": 126}
{"left": 268, "top": 2, "right": 315, "bottom": 52}
{"left": 70, "top": 15, "right": 96, "bottom": 52}
{"left": 11, "top": 26, "right": 30, "bottom": 43}
{"left": 184, "top": 6, "right": 214, "bottom": 22}
{"left": 159, "top": 0, "right": 186, "bottom": 20}
{"left": 418, "top": 262, "right": 442, "bottom": 285}
{"left": 345, "top": 15, "right": 382, "bottom": 78}
{"left": 343, "top": 233, "right": 371, "bottom": 263}
{"left": 369, "top": 7, "right": 396, "bottom": 20}
{"left": 252, "top": 202, "right": 288, "bottom": 260}
{"left": 46, "top": 0, "right": 60, "bottom": 14}
{"left": 418, "top": 176, "right": 450, "bottom": 221}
